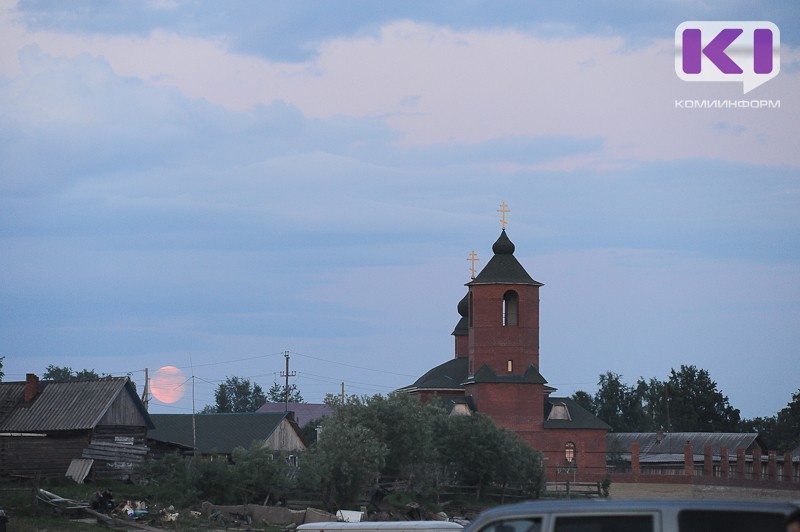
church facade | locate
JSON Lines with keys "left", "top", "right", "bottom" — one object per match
{"left": 400, "top": 225, "right": 609, "bottom": 481}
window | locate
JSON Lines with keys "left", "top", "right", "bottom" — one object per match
{"left": 565, "top": 441, "right": 576, "bottom": 464}
{"left": 502, "top": 290, "right": 518, "bottom": 326}
{"left": 481, "top": 519, "right": 542, "bottom": 532}
{"left": 678, "top": 510, "right": 785, "bottom": 532}
{"left": 553, "top": 515, "right": 653, "bottom": 532}
{"left": 507, "top": 359, "right": 513, "bottom": 373}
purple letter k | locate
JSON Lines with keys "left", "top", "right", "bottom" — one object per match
{"left": 683, "top": 28, "right": 743, "bottom": 74}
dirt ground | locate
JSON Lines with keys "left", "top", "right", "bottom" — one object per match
{"left": 609, "top": 482, "right": 800, "bottom": 501}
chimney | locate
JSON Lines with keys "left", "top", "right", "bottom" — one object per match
{"left": 25, "top": 373, "right": 39, "bottom": 402}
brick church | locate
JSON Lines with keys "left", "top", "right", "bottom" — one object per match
{"left": 400, "top": 209, "right": 609, "bottom": 480}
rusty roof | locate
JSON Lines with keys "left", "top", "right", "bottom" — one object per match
{"left": 0, "top": 377, "right": 153, "bottom": 432}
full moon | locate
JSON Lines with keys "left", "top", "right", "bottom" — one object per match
{"left": 150, "top": 366, "right": 186, "bottom": 404}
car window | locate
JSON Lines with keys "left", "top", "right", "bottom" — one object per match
{"left": 481, "top": 518, "right": 542, "bottom": 532}
{"left": 678, "top": 510, "right": 786, "bottom": 532}
{"left": 553, "top": 515, "right": 653, "bottom": 532}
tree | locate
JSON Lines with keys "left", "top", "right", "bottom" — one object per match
{"left": 0, "top": 356, "right": 4, "bottom": 381}
{"left": 297, "top": 417, "right": 387, "bottom": 507}
{"left": 205, "top": 376, "right": 267, "bottom": 413}
{"left": 574, "top": 372, "right": 651, "bottom": 432}
{"left": 267, "top": 381, "right": 304, "bottom": 404}
{"left": 571, "top": 390, "right": 594, "bottom": 414}
{"left": 660, "top": 365, "right": 740, "bottom": 432}
{"left": 772, "top": 389, "right": 800, "bottom": 452}
{"left": 43, "top": 365, "right": 103, "bottom": 380}
{"left": 334, "top": 393, "right": 445, "bottom": 486}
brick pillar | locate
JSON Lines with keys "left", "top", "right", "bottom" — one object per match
{"left": 768, "top": 451, "right": 777, "bottom": 481}
{"left": 784, "top": 452, "right": 793, "bottom": 482}
{"left": 703, "top": 445, "right": 713, "bottom": 478}
{"left": 720, "top": 447, "right": 729, "bottom": 479}
{"left": 752, "top": 449, "right": 762, "bottom": 480}
{"left": 684, "top": 442, "right": 694, "bottom": 477}
{"left": 631, "top": 442, "right": 640, "bottom": 475}
{"left": 736, "top": 448, "right": 746, "bottom": 479}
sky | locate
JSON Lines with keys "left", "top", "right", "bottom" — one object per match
{"left": 1, "top": 1, "right": 798, "bottom": 420}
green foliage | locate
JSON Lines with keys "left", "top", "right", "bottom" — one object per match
{"left": 267, "top": 381, "right": 304, "bottom": 403}
{"left": 43, "top": 364, "right": 104, "bottom": 380}
{"left": 138, "top": 445, "right": 291, "bottom": 507}
{"left": 590, "top": 372, "right": 651, "bottom": 432}
{"left": 743, "top": 389, "right": 800, "bottom": 452}
{"left": 0, "top": 356, "right": 4, "bottom": 381}
{"left": 574, "top": 366, "right": 740, "bottom": 433}
{"left": 298, "top": 417, "right": 387, "bottom": 507}
{"left": 205, "top": 376, "right": 267, "bottom": 413}
{"left": 301, "top": 393, "right": 546, "bottom": 504}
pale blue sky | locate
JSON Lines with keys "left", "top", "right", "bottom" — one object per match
{"left": 1, "top": 0, "right": 798, "bottom": 419}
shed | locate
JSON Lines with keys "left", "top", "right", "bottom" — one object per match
{"left": 0, "top": 374, "right": 153, "bottom": 480}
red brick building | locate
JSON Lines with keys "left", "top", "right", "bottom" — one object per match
{"left": 400, "top": 228, "right": 609, "bottom": 480}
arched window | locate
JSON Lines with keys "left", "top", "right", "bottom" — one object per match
{"left": 502, "top": 290, "right": 518, "bottom": 326}
{"left": 565, "top": 441, "right": 576, "bottom": 464}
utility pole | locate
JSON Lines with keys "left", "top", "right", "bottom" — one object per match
{"left": 281, "top": 351, "right": 296, "bottom": 412}
{"left": 141, "top": 368, "right": 150, "bottom": 410}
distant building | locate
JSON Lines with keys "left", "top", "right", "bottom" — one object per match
{"left": 399, "top": 227, "right": 609, "bottom": 480}
{"left": 148, "top": 412, "right": 306, "bottom": 459}
{"left": 0, "top": 374, "right": 153, "bottom": 480}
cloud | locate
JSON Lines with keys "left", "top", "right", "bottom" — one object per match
{"left": 3, "top": 12, "right": 797, "bottom": 168}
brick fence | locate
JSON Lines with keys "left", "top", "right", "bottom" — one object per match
{"left": 609, "top": 442, "right": 799, "bottom": 491}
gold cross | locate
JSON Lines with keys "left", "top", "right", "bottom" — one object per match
{"left": 467, "top": 251, "right": 480, "bottom": 279}
{"left": 497, "top": 201, "right": 510, "bottom": 229}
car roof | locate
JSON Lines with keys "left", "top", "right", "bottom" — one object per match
{"left": 466, "top": 499, "right": 800, "bottom": 530}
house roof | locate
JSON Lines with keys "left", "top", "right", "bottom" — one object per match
{"left": 543, "top": 397, "right": 612, "bottom": 431}
{"left": 0, "top": 376, "right": 153, "bottom": 432}
{"left": 467, "top": 230, "right": 542, "bottom": 286}
{"left": 607, "top": 432, "right": 765, "bottom": 461}
{"left": 256, "top": 403, "right": 334, "bottom": 428}
{"left": 148, "top": 412, "right": 301, "bottom": 454}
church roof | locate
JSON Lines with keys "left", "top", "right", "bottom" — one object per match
{"left": 451, "top": 293, "right": 469, "bottom": 336}
{"left": 544, "top": 397, "right": 612, "bottom": 430}
{"left": 468, "top": 230, "right": 542, "bottom": 286}
{"left": 465, "top": 363, "right": 548, "bottom": 385}
{"left": 398, "top": 357, "right": 468, "bottom": 392}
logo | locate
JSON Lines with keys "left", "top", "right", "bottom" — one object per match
{"left": 675, "top": 21, "right": 780, "bottom": 94}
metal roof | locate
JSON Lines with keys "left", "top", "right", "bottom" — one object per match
{"left": 148, "top": 412, "right": 297, "bottom": 454}
{"left": 467, "top": 230, "right": 542, "bottom": 287}
{"left": 0, "top": 377, "right": 153, "bottom": 432}
{"left": 397, "top": 357, "right": 469, "bottom": 392}
{"left": 607, "top": 432, "right": 764, "bottom": 458}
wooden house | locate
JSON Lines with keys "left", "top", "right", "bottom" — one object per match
{"left": 147, "top": 412, "right": 307, "bottom": 459}
{"left": 0, "top": 374, "right": 153, "bottom": 480}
